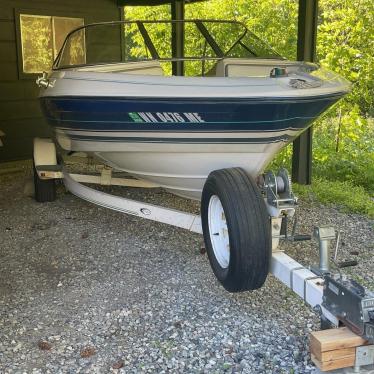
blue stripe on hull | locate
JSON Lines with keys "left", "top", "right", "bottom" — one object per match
{"left": 67, "top": 134, "right": 291, "bottom": 144}
{"left": 40, "top": 94, "right": 341, "bottom": 132}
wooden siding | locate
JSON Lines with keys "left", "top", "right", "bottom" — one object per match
{"left": 0, "top": 0, "right": 121, "bottom": 161}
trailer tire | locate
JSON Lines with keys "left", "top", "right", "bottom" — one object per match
{"left": 33, "top": 161, "right": 56, "bottom": 202}
{"left": 201, "top": 167, "right": 271, "bottom": 292}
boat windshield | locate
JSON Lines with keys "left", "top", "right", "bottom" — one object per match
{"left": 53, "top": 20, "right": 283, "bottom": 75}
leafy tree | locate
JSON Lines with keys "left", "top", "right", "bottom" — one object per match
{"left": 313, "top": 0, "right": 374, "bottom": 193}
{"left": 318, "top": 0, "right": 374, "bottom": 115}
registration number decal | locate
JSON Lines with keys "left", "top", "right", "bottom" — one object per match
{"left": 129, "top": 112, "right": 205, "bottom": 123}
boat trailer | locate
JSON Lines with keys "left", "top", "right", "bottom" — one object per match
{"left": 33, "top": 137, "right": 374, "bottom": 372}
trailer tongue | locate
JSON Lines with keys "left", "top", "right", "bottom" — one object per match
{"left": 270, "top": 222, "right": 374, "bottom": 345}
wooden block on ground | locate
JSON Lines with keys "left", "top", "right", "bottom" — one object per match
{"left": 310, "top": 327, "right": 368, "bottom": 372}
{"left": 311, "top": 353, "right": 355, "bottom": 372}
{"left": 317, "top": 346, "right": 355, "bottom": 362}
{"left": 311, "top": 327, "right": 367, "bottom": 353}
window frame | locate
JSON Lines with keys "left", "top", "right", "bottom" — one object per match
{"left": 15, "top": 8, "right": 86, "bottom": 80}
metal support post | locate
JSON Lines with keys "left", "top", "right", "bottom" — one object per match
{"left": 292, "top": 0, "right": 318, "bottom": 184}
{"left": 171, "top": 0, "right": 185, "bottom": 76}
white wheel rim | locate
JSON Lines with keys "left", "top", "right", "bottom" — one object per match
{"left": 208, "top": 195, "right": 230, "bottom": 269}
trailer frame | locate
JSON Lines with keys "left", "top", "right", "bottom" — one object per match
{"left": 33, "top": 137, "right": 374, "bottom": 372}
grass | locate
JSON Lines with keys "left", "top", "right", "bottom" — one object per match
{"left": 293, "top": 177, "right": 374, "bottom": 219}
{"left": 267, "top": 113, "right": 374, "bottom": 219}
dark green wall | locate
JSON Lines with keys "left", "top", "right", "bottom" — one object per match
{"left": 0, "top": 0, "right": 122, "bottom": 161}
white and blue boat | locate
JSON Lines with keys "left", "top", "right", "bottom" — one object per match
{"left": 38, "top": 20, "right": 350, "bottom": 199}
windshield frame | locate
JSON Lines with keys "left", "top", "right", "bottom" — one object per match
{"left": 53, "top": 19, "right": 283, "bottom": 70}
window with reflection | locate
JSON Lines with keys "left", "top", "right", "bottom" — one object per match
{"left": 20, "top": 14, "right": 85, "bottom": 73}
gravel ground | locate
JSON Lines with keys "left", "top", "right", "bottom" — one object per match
{"left": 0, "top": 161, "right": 373, "bottom": 373}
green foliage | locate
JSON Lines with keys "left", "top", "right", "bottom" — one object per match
{"left": 124, "top": 0, "right": 298, "bottom": 74}
{"left": 318, "top": 0, "right": 374, "bottom": 115}
{"left": 272, "top": 114, "right": 374, "bottom": 196}
{"left": 184, "top": 0, "right": 298, "bottom": 59}
{"left": 125, "top": 0, "right": 299, "bottom": 60}
{"left": 313, "top": 115, "right": 374, "bottom": 194}
{"left": 124, "top": 5, "right": 172, "bottom": 73}
{"left": 293, "top": 178, "right": 374, "bottom": 218}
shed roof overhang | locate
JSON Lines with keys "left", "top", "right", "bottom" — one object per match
{"left": 118, "top": 0, "right": 204, "bottom": 6}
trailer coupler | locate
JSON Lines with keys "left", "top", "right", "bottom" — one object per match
{"left": 322, "top": 274, "right": 374, "bottom": 343}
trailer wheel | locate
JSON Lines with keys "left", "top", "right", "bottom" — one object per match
{"left": 201, "top": 168, "right": 271, "bottom": 292}
{"left": 33, "top": 161, "right": 56, "bottom": 202}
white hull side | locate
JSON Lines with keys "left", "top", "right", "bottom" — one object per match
{"left": 98, "top": 148, "right": 282, "bottom": 200}
{"left": 58, "top": 133, "right": 285, "bottom": 200}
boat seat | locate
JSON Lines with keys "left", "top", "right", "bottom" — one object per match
{"left": 215, "top": 58, "right": 290, "bottom": 77}
{"left": 76, "top": 60, "right": 164, "bottom": 76}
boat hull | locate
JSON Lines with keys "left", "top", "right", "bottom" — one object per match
{"left": 40, "top": 94, "right": 342, "bottom": 199}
